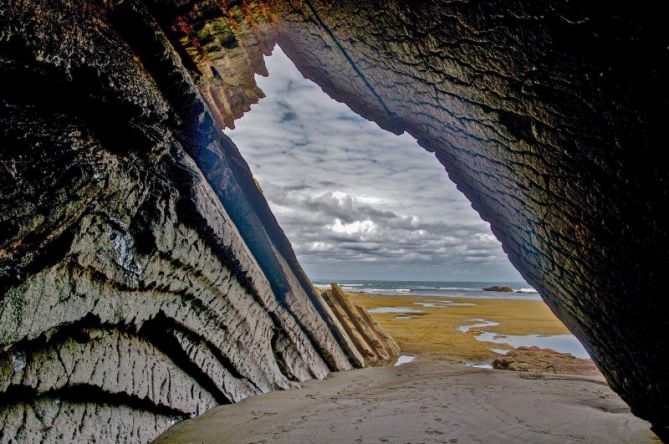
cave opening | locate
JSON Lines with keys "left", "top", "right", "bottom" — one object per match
{"left": 4, "top": 1, "right": 666, "bottom": 441}
{"left": 224, "top": 46, "right": 591, "bottom": 371}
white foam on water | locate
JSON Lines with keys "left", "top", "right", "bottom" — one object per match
{"left": 515, "top": 287, "right": 538, "bottom": 293}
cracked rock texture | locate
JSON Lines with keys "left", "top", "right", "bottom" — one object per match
{"left": 0, "top": 0, "right": 388, "bottom": 442}
{"left": 1, "top": 0, "right": 669, "bottom": 442}
{"left": 319, "top": 284, "right": 400, "bottom": 367}
{"left": 154, "top": 0, "right": 669, "bottom": 438}
{"left": 492, "top": 346, "right": 600, "bottom": 376}
{"left": 257, "top": 1, "right": 669, "bottom": 439}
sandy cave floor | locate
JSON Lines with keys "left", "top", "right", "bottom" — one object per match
{"left": 155, "top": 359, "right": 657, "bottom": 444}
{"left": 156, "top": 292, "right": 659, "bottom": 443}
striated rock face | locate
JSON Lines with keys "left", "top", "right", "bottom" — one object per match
{"left": 254, "top": 2, "right": 669, "bottom": 439}
{"left": 1, "top": 0, "right": 669, "bottom": 441}
{"left": 493, "top": 347, "right": 600, "bottom": 376}
{"left": 319, "top": 284, "right": 400, "bottom": 367}
{"left": 0, "top": 1, "right": 361, "bottom": 442}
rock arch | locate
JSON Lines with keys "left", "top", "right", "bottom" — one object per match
{"left": 1, "top": 0, "right": 667, "bottom": 441}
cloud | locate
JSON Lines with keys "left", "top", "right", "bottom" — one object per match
{"left": 328, "top": 219, "right": 378, "bottom": 235}
{"left": 226, "top": 47, "right": 522, "bottom": 282}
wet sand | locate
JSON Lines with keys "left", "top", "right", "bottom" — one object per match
{"left": 155, "top": 292, "right": 658, "bottom": 443}
{"left": 156, "top": 359, "right": 656, "bottom": 443}
{"left": 346, "top": 292, "right": 573, "bottom": 363}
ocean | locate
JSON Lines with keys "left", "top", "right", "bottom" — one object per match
{"left": 311, "top": 280, "right": 540, "bottom": 300}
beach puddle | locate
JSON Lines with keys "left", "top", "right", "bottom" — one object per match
{"left": 368, "top": 307, "right": 425, "bottom": 314}
{"left": 457, "top": 318, "right": 500, "bottom": 333}
{"left": 394, "top": 355, "right": 416, "bottom": 366}
{"left": 467, "top": 363, "right": 493, "bottom": 369}
{"left": 394, "top": 316, "right": 414, "bottom": 320}
{"left": 474, "top": 332, "right": 589, "bottom": 358}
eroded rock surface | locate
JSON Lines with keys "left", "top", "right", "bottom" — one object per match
{"left": 319, "top": 284, "right": 400, "bottom": 367}
{"left": 256, "top": 2, "right": 669, "bottom": 438}
{"left": 493, "top": 346, "right": 600, "bottom": 376}
{"left": 1, "top": 0, "right": 668, "bottom": 441}
{"left": 0, "top": 1, "right": 360, "bottom": 441}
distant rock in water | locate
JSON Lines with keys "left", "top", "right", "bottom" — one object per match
{"left": 493, "top": 346, "right": 600, "bottom": 376}
{"left": 483, "top": 286, "right": 514, "bottom": 292}
{"left": 319, "top": 284, "right": 400, "bottom": 367}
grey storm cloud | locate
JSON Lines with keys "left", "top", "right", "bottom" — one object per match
{"left": 226, "top": 47, "right": 522, "bottom": 282}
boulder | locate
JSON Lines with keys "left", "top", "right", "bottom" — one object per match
{"left": 493, "top": 347, "right": 600, "bottom": 376}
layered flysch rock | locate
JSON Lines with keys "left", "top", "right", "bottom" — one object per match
{"left": 319, "top": 284, "right": 400, "bottom": 367}
{"left": 0, "top": 1, "right": 375, "bottom": 442}
{"left": 253, "top": 1, "right": 669, "bottom": 439}
{"left": 2, "top": 0, "right": 669, "bottom": 442}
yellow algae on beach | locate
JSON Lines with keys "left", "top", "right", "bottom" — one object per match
{"left": 346, "top": 292, "right": 570, "bottom": 363}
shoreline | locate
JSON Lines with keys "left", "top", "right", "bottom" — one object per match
{"left": 312, "top": 281, "right": 543, "bottom": 300}
{"left": 344, "top": 291, "right": 579, "bottom": 366}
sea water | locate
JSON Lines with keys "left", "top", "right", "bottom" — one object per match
{"left": 312, "top": 280, "right": 540, "bottom": 300}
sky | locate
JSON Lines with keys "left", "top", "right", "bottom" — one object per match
{"left": 225, "top": 47, "right": 523, "bottom": 282}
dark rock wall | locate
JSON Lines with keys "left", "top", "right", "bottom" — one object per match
{"left": 261, "top": 1, "right": 669, "bottom": 438}
{"left": 153, "top": 0, "right": 669, "bottom": 437}
{"left": 0, "top": 1, "right": 360, "bottom": 441}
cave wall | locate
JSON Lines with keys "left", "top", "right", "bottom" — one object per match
{"left": 151, "top": 0, "right": 669, "bottom": 438}
{"left": 1, "top": 0, "right": 669, "bottom": 442}
{"left": 0, "top": 0, "right": 367, "bottom": 441}
{"left": 261, "top": 1, "right": 669, "bottom": 438}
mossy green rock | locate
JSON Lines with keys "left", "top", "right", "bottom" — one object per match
{"left": 483, "top": 286, "right": 514, "bottom": 292}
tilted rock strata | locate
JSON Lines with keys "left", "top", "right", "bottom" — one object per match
{"left": 0, "top": 0, "right": 360, "bottom": 442}
{"left": 166, "top": 0, "right": 668, "bottom": 437}
{"left": 254, "top": 1, "right": 669, "bottom": 438}
{"left": 319, "top": 284, "right": 400, "bottom": 367}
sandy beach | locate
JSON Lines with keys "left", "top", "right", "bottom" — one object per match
{"left": 346, "top": 291, "right": 574, "bottom": 365}
{"left": 156, "top": 359, "right": 656, "bottom": 443}
{"left": 155, "top": 291, "right": 658, "bottom": 443}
